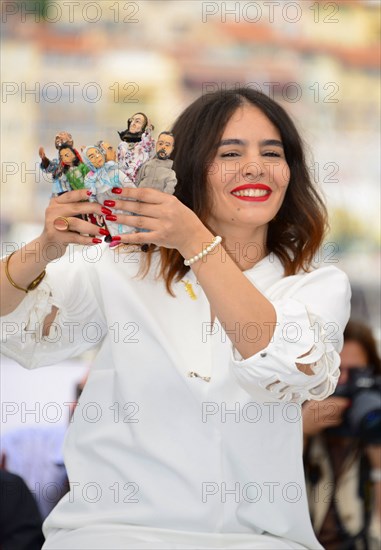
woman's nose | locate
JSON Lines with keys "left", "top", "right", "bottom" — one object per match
{"left": 242, "top": 158, "right": 265, "bottom": 181}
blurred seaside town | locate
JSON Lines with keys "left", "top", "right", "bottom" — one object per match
{"left": 1, "top": 0, "right": 380, "bottom": 331}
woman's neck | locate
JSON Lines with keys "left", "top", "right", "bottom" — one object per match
{"left": 211, "top": 227, "right": 268, "bottom": 272}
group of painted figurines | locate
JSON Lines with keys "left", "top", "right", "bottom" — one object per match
{"left": 38, "top": 113, "right": 177, "bottom": 239}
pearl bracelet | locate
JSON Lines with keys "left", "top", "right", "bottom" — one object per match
{"left": 183, "top": 236, "right": 222, "bottom": 266}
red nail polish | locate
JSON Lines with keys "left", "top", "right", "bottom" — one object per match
{"left": 112, "top": 187, "right": 122, "bottom": 194}
{"left": 104, "top": 200, "right": 116, "bottom": 207}
{"left": 92, "top": 238, "right": 102, "bottom": 244}
{"left": 109, "top": 241, "right": 121, "bottom": 248}
{"left": 86, "top": 190, "right": 92, "bottom": 196}
{"left": 109, "top": 235, "right": 121, "bottom": 241}
{"left": 99, "top": 228, "right": 110, "bottom": 236}
{"left": 105, "top": 215, "right": 117, "bottom": 221}
{"left": 101, "top": 207, "right": 112, "bottom": 215}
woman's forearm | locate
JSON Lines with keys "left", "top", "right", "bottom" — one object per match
{"left": 178, "top": 227, "right": 277, "bottom": 359}
{"left": 0, "top": 235, "right": 65, "bottom": 316}
{"left": 1, "top": 188, "right": 108, "bottom": 318}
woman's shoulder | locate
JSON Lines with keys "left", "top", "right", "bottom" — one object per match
{"left": 281, "top": 263, "right": 350, "bottom": 299}
{"left": 295, "top": 263, "right": 350, "bottom": 290}
{"left": 246, "top": 253, "right": 348, "bottom": 289}
{"left": 246, "top": 254, "right": 350, "bottom": 306}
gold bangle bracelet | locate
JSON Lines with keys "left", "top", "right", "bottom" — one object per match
{"left": 4, "top": 251, "right": 46, "bottom": 293}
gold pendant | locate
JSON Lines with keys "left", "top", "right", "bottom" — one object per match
{"left": 181, "top": 279, "right": 197, "bottom": 300}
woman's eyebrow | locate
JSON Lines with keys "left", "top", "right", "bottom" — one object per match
{"left": 218, "top": 138, "right": 247, "bottom": 147}
{"left": 260, "top": 139, "right": 284, "bottom": 148}
{"left": 217, "top": 138, "right": 284, "bottom": 148}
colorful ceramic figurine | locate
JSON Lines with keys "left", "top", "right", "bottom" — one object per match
{"left": 136, "top": 132, "right": 177, "bottom": 251}
{"left": 39, "top": 132, "right": 74, "bottom": 196}
{"left": 58, "top": 145, "right": 89, "bottom": 190}
{"left": 117, "top": 113, "right": 155, "bottom": 183}
{"left": 82, "top": 145, "right": 136, "bottom": 237}
{"left": 136, "top": 132, "right": 177, "bottom": 195}
{"left": 96, "top": 141, "right": 117, "bottom": 163}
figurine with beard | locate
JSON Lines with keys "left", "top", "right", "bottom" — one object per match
{"left": 136, "top": 132, "right": 177, "bottom": 195}
{"left": 135, "top": 131, "right": 177, "bottom": 249}
{"left": 117, "top": 113, "right": 155, "bottom": 183}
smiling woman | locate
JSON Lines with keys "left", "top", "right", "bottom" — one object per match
{"left": 0, "top": 88, "right": 350, "bottom": 550}
{"left": 158, "top": 89, "right": 327, "bottom": 283}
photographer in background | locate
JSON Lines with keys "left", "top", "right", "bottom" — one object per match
{"left": 303, "top": 320, "right": 381, "bottom": 549}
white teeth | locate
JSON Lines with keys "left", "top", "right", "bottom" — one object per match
{"left": 232, "top": 189, "right": 269, "bottom": 197}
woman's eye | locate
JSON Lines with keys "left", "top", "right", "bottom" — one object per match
{"left": 263, "top": 151, "right": 281, "bottom": 158}
{"left": 221, "top": 152, "right": 240, "bottom": 158}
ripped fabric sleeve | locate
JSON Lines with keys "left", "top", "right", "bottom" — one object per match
{"left": 1, "top": 260, "right": 107, "bottom": 369}
{"left": 231, "top": 292, "right": 348, "bottom": 404}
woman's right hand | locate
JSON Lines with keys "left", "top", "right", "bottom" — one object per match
{"left": 1, "top": 188, "right": 112, "bottom": 316}
{"left": 41, "top": 189, "right": 111, "bottom": 260}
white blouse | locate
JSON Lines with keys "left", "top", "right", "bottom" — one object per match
{"left": 1, "top": 246, "right": 351, "bottom": 549}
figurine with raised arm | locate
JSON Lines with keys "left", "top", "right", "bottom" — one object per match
{"left": 39, "top": 131, "right": 74, "bottom": 196}
{"left": 136, "top": 131, "right": 177, "bottom": 195}
{"left": 82, "top": 145, "right": 136, "bottom": 237}
{"left": 117, "top": 113, "right": 155, "bottom": 183}
{"left": 96, "top": 140, "right": 117, "bottom": 163}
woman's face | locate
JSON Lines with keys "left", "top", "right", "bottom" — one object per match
{"left": 338, "top": 340, "right": 368, "bottom": 385}
{"left": 206, "top": 104, "right": 290, "bottom": 237}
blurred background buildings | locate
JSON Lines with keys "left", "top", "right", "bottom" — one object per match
{"left": 1, "top": 0, "right": 380, "bottom": 428}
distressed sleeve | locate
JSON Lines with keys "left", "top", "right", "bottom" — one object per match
{"left": 230, "top": 267, "right": 351, "bottom": 403}
{"left": 1, "top": 250, "right": 107, "bottom": 369}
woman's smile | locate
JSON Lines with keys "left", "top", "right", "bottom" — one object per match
{"left": 231, "top": 183, "right": 272, "bottom": 201}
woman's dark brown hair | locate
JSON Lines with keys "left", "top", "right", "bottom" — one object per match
{"left": 139, "top": 88, "right": 328, "bottom": 294}
{"left": 344, "top": 320, "right": 381, "bottom": 375}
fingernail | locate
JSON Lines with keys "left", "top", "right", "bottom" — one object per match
{"left": 109, "top": 235, "right": 121, "bottom": 241}
{"left": 99, "top": 228, "right": 110, "bottom": 236}
{"left": 112, "top": 187, "right": 122, "bottom": 194}
{"left": 109, "top": 241, "right": 121, "bottom": 248}
{"left": 92, "top": 238, "right": 102, "bottom": 244}
{"left": 104, "top": 200, "right": 116, "bottom": 207}
{"left": 105, "top": 215, "right": 117, "bottom": 221}
{"left": 86, "top": 190, "right": 92, "bottom": 196}
{"left": 101, "top": 207, "right": 112, "bottom": 215}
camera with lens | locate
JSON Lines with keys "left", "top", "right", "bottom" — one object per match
{"left": 331, "top": 366, "right": 381, "bottom": 444}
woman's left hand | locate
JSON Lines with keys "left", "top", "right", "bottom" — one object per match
{"left": 107, "top": 187, "right": 208, "bottom": 252}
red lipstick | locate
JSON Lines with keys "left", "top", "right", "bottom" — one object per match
{"left": 231, "top": 183, "right": 272, "bottom": 202}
